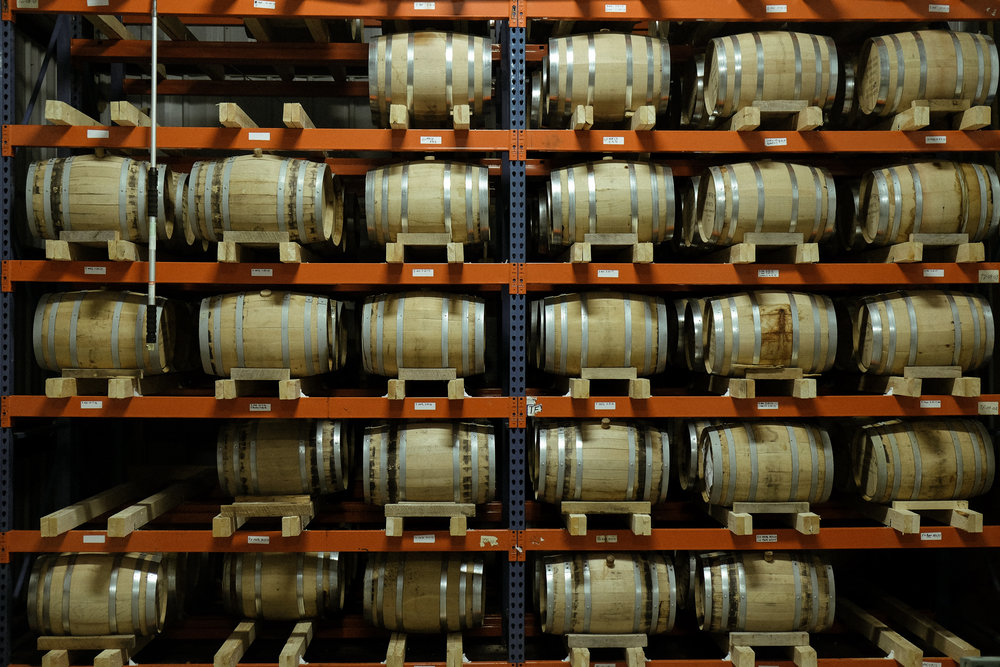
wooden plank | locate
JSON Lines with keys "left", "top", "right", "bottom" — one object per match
{"left": 94, "top": 649, "right": 124, "bottom": 667}
{"left": 446, "top": 633, "right": 463, "bottom": 667}
{"left": 45, "top": 100, "right": 100, "bottom": 127}
{"left": 566, "top": 634, "right": 647, "bottom": 649}
{"left": 838, "top": 599, "right": 923, "bottom": 667}
{"left": 221, "top": 496, "right": 313, "bottom": 517}
{"left": 707, "top": 503, "right": 752, "bottom": 535}
{"left": 218, "top": 102, "right": 258, "bottom": 129}
{"left": 793, "top": 645, "right": 818, "bottom": 667}
{"left": 38, "top": 636, "right": 137, "bottom": 651}
{"left": 729, "top": 631, "right": 811, "bottom": 647}
{"left": 561, "top": 501, "right": 652, "bottom": 515}
{"left": 304, "top": 18, "right": 331, "bottom": 43}
{"left": 793, "top": 106, "right": 823, "bottom": 131}
{"left": 158, "top": 16, "right": 196, "bottom": 41}
{"left": 110, "top": 101, "right": 153, "bottom": 127}
{"left": 41, "top": 650, "right": 70, "bottom": 667}
{"left": 583, "top": 233, "right": 640, "bottom": 246}
{"left": 752, "top": 100, "right": 809, "bottom": 114}
{"left": 395, "top": 232, "right": 455, "bottom": 245}
{"left": 386, "top": 633, "right": 406, "bottom": 667}
{"left": 891, "top": 105, "right": 930, "bottom": 131}
{"left": 452, "top": 104, "right": 471, "bottom": 131}
{"left": 731, "top": 501, "right": 810, "bottom": 514}
{"left": 629, "top": 105, "right": 656, "bottom": 131}
{"left": 724, "top": 106, "right": 760, "bottom": 132}
{"left": 384, "top": 502, "right": 476, "bottom": 518}
{"left": 892, "top": 500, "right": 970, "bottom": 511}
{"left": 107, "top": 473, "right": 210, "bottom": 537}
{"left": 390, "top": 104, "right": 409, "bottom": 130}
{"left": 279, "top": 622, "right": 314, "bottom": 667}
{"left": 214, "top": 621, "right": 257, "bottom": 667}
{"left": 580, "top": 367, "right": 638, "bottom": 380}
{"left": 902, "top": 366, "right": 962, "bottom": 380}
{"left": 230, "top": 367, "right": 291, "bottom": 382}
{"left": 569, "top": 105, "right": 594, "bottom": 130}
{"left": 40, "top": 482, "right": 142, "bottom": 536}
{"left": 955, "top": 105, "right": 991, "bottom": 131}
{"left": 743, "top": 232, "right": 805, "bottom": 246}
{"left": 85, "top": 15, "right": 136, "bottom": 40}
{"left": 397, "top": 367, "right": 458, "bottom": 381}
{"left": 283, "top": 103, "right": 316, "bottom": 130}
{"left": 877, "top": 595, "right": 980, "bottom": 660}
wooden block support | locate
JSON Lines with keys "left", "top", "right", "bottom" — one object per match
{"left": 279, "top": 622, "right": 314, "bottom": 667}
{"left": 566, "top": 634, "right": 647, "bottom": 649}
{"left": 793, "top": 106, "right": 823, "bottom": 131}
{"left": 385, "top": 516, "right": 405, "bottom": 537}
{"left": 45, "top": 100, "right": 100, "bottom": 126}
{"left": 448, "top": 378, "right": 465, "bottom": 400}
{"left": 304, "top": 18, "right": 331, "bottom": 43}
{"left": 726, "top": 106, "right": 761, "bottom": 132}
{"left": 446, "top": 633, "right": 463, "bottom": 667}
{"left": 630, "top": 105, "right": 656, "bottom": 131}
{"left": 390, "top": 104, "right": 409, "bottom": 130}
{"left": 838, "top": 599, "right": 923, "bottom": 667}
{"left": 387, "top": 379, "right": 407, "bottom": 400}
{"left": 570, "top": 105, "right": 594, "bottom": 130}
{"left": 453, "top": 104, "right": 471, "bottom": 130}
{"left": 111, "top": 101, "right": 153, "bottom": 127}
{"left": 565, "top": 513, "right": 588, "bottom": 536}
{"left": 569, "top": 378, "right": 590, "bottom": 399}
{"left": 624, "top": 647, "right": 647, "bottom": 667}
{"left": 708, "top": 504, "right": 753, "bottom": 535}
{"left": 85, "top": 15, "right": 136, "bottom": 40}
{"left": 629, "top": 378, "right": 652, "bottom": 400}
{"left": 891, "top": 105, "right": 931, "bottom": 131}
{"left": 877, "top": 595, "right": 980, "bottom": 660}
{"left": 40, "top": 482, "right": 142, "bottom": 537}
{"left": 107, "top": 479, "right": 197, "bottom": 537}
{"left": 730, "top": 645, "right": 756, "bottom": 667}
{"left": 955, "top": 105, "right": 991, "bottom": 131}
{"left": 793, "top": 647, "right": 818, "bottom": 667}
{"left": 215, "top": 621, "right": 257, "bottom": 667}
{"left": 386, "top": 633, "right": 407, "bottom": 667}
{"left": 218, "top": 102, "right": 258, "bottom": 129}
{"left": 570, "top": 647, "right": 591, "bottom": 667}
{"left": 283, "top": 103, "right": 316, "bottom": 129}
{"left": 94, "top": 650, "right": 124, "bottom": 667}
{"left": 41, "top": 650, "right": 70, "bottom": 667}
{"left": 38, "top": 637, "right": 138, "bottom": 652}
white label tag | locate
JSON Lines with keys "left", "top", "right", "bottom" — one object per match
{"left": 420, "top": 136, "right": 443, "bottom": 145}
{"left": 923, "top": 268, "right": 945, "bottom": 278}
{"left": 594, "top": 401, "right": 617, "bottom": 411}
{"left": 757, "top": 269, "right": 780, "bottom": 278}
{"left": 84, "top": 266, "right": 107, "bottom": 275}
{"left": 87, "top": 0, "right": 110, "bottom": 6}
{"left": 757, "top": 401, "right": 779, "bottom": 410}
{"left": 765, "top": 4, "right": 787, "bottom": 12}
{"left": 86, "top": 129, "right": 110, "bottom": 139}
{"left": 921, "top": 531, "right": 943, "bottom": 541}
{"left": 479, "top": 535, "right": 499, "bottom": 547}
{"left": 594, "top": 663, "right": 618, "bottom": 667}
{"left": 764, "top": 137, "right": 787, "bottom": 147}
{"left": 978, "top": 401, "right": 999, "bottom": 416}
{"left": 978, "top": 269, "right": 999, "bottom": 283}
{"left": 756, "top": 534, "right": 778, "bottom": 543}
{"left": 920, "top": 399, "right": 942, "bottom": 409}
{"left": 80, "top": 400, "right": 103, "bottom": 409}
{"left": 249, "top": 403, "right": 271, "bottom": 412}
{"left": 412, "top": 268, "right": 435, "bottom": 277}
{"left": 595, "top": 534, "right": 618, "bottom": 543}
{"left": 924, "top": 661, "right": 943, "bottom": 667}
{"left": 602, "top": 136, "right": 625, "bottom": 145}
{"left": 247, "top": 535, "right": 270, "bottom": 544}
{"left": 527, "top": 396, "right": 542, "bottom": 416}
{"left": 82, "top": 534, "right": 106, "bottom": 543}
{"left": 597, "top": 269, "right": 619, "bottom": 278}
{"left": 413, "top": 534, "right": 436, "bottom": 543}
{"left": 928, "top": 3, "right": 949, "bottom": 12}
{"left": 250, "top": 268, "right": 273, "bottom": 277}
{"left": 17, "top": 0, "right": 39, "bottom": 8}
{"left": 925, "top": 135, "right": 947, "bottom": 144}
{"left": 604, "top": 3, "right": 627, "bottom": 11}
{"left": 415, "top": 401, "right": 437, "bottom": 411}
{"left": 247, "top": 131, "right": 271, "bottom": 141}
{"left": 414, "top": 1, "right": 435, "bottom": 7}
{"left": 254, "top": 0, "right": 276, "bottom": 7}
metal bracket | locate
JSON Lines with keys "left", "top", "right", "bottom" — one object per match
{"left": 509, "top": 262, "right": 525, "bottom": 294}
{"left": 1, "top": 261, "right": 11, "bottom": 293}
{"left": 0, "top": 533, "right": 7, "bottom": 564}
{"left": 1, "top": 125, "right": 10, "bottom": 157}
{"left": 510, "top": 396, "right": 527, "bottom": 428}
{"left": 511, "top": 128, "right": 526, "bottom": 160}
{"left": 509, "top": 530, "right": 525, "bottom": 561}
{"left": 509, "top": 0, "right": 525, "bottom": 27}
{"left": 1, "top": 397, "right": 9, "bottom": 429}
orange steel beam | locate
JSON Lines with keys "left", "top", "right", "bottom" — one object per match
{"left": 4, "top": 126, "right": 511, "bottom": 155}
{"left": 524, "top": 395, "right": 998, "bottom": 418}
{"left": 527, "top": 661, "right": 957, "bottom": 667}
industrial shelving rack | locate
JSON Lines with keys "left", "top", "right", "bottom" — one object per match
{"left": 2, "top": 1, "right": 1000, "bottom": 667}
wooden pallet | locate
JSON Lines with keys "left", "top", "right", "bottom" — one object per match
{"left": 388, "top": 368, "right": 465, "bottom": 400}
{"left": 838, "top": 599, "right": 924, "bottom": 667}
{"left": 722, "top": 631, "right": 816, "bottom": 667}
{"left": 390, "top": 102, "right": 472, "bottom": 130}
{"left": 383, "top": 502, "right": 476, "bottom": 537}
{"left": 564, "top": 104, "right": 656, "bottom": 131}
{"left": 884, "top": 99, "right": 991, "bottom": 132}
{"left": 45, "top": 369, "right": 174, "bottom": 400}
{"left": 217, "top": 230, "right": 316, "bottom": 264}
{"left": 700, "top": 367, "right": 817, "bottom": 400}
{"left": 568, "top": 233, "right": 654, "bottom": 264}
{"left": 213, "top": 495, "right": 315, "bottom": 537}
{"left": 386, "top": 232, "right": 464, "bottom": 263}
{"left": 561, "top": 501, "right": 652, "bottom": 536}
{"left": 386, "top": 631, "right": 464, "bottom": 667}
{"left": 706, "top": 501, "right": 820, "bottom": 536}
{"left": 566, "top": 633, "right": 647, "bottom": 667}
{"left": 46, "top": 230, "right": 147, "bottom": 262}
{"left": 723, "top": 100, "right": 824, "bottom": 132}
{"left": 215, "top": 368, "right": 318, "bottom": 401}
{"left": 858, "top": 499, "right": 983, "bottom": 535}
{"left": 705, "top": 232, "right": 820, "bottom": 264}
{"left": 863, "top": 233, "right": 985, "bottom": 264}
{"left": 215, "top": 621, "right": 314, "bottom": 667}
{"left": 569, "top": 367, "right": 651, "bottom": 400}
{"left": 39, "top": 634, "right": 152, "bottom": 667}
{"left": 858, "top": 366, "right": 981, "bottom": 398}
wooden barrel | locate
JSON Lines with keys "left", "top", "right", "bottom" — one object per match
{"left": 846, "top": 290, "right": 994, "bottom": 375}
{"left": 363, "top": 421, "right": 496, "bottom": 504}
{"left": 681, "top": 54, "right": 713, "bottom": 128}
{"left": 217, "top": 419, "right": 350, "bottom": 496}
{"left": 698, "top": 291, "right": 838, "bottom": 377}
{"left": 537, "top": 553, "right": 676, "bottom": 634}
{"left": 361, "top": 292, "right": 486, "bottom": 377}
{"left": 222, "top": 552, "right": 345, "bottom": 620}
{"left": 28, "top": 553, "right": 167, "bottom": 636}
{"left": 696, "top": 551, "right": 834, "bottom": 632}
{"left": 541, "top": 161, "right": 675, "bottom": 246}
{"left": 25, "top": 155, "right": 173, "bottom": 242}
{"left": 365, "top": 161, "right": 490, "bottom": 244}
{"left": 858, "top": 30, "right": 999, "bottom": 116}
{"left": 851, "top": 419, "right": 995, "bottom": 502}
{"left": 532, "top": 292, "right": 671, "bottom": 376}
{"left": 674, "top": 297, "right": 708, "bottom": 370}
{"left": 532, "top": 421, "right": 670, "bottom": 503}
{"left": 545, "top": 33, "right": 670, "bottom": 124}
{"left": 678, "top": 176, "right": 702, "bottom": 248}
{"left": 674, "top": 419, "right": 723, "bottom": 492}
{"left": 199, "top": 290, "right": 346, "bottom": 377}
{"left": 860, "top": 162, "right": 1000, "bottom": 246}
{"left": 837, "top": 179, "right": 866, "bottom": 251}
{"left": 187, "top": 154, "right": 342, "bottom": 245}
{"left": 698, "top": 422, "right": 835, "bottom": 506}
{"left": 33, "top": 290, "right": 175, "bottom": 374}
{"left": 705, "top": 32, "right": 840, "bottom": 117}
{"left": 363, "top": 553, "right": 485, "bottom": 633}
{"left": 693, "top": 161, "right": 837, "bottom": 247}
{"left": 368, "top": 32, "right": 492, "bottom": 126}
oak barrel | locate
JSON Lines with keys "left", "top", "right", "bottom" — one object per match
{"left": 361, "top": 292, "right": 486, "bottom": 377}
{"left": 674, "top": 297, "right": 707, "bottom": 370}
{"left": 860, "top": 161, "right": 1000, "bottom": 245}
{"left": 33, "top": 290, "right": 176, "bottom": 374}
{"left": 26, "top": 154, "right": 173, "bottom": 242}
{"left": 363, "top": 421, "right": 496, "bottom": 504}
{"left": 695, "top": 551, "right": 835, "bottom": 632}
{"left": 537, "top": 552, "right": 676, "bottom": 634}
{"left": 858, "top": 30, "right": 999, "bottom": 116}
{"left": 705, "top": 32, "right": 840, "bottom": 117}
{"left": 365, "top": 161, "right": 490, "bottom": 244}
{"left": 851, "top": 418, "right": 995, "bottom": 502}
{"left": 697, "top": 291, "right": 838, "bottom": 377}
{"left": 368, "top": 32, "right": 493, "bottom": 126}
{"left": 199, "top": 290, "right": 347, "bottom": 377}
{"left": 363, "top": 553, "right": 485, "bottom": 633}
{"left": 531, "top": 421, "right": 669, "bottom": 503}
{"left": 217, "top": 419, "right": 350, "bottom": 496}
{"left": 28, "top": 553, "right": 167, "bottom": 636}
{"left": 837, "top": 179, "right": 866, "bottom": 251}
{"left": 222, "top": 552, "right": 345, "bottom": 620}
{"left": 681, "top": 54, "right": 713, "bottom": 128}
{"left": 845, "top": 290, "right": 994, "bottom": 375}
{"left": 674, "top": 419, "right": 723, "bottom": 492}
{"left": 698, "top": 422, "right": 835, "bottom": 506}
{"left": 693, "top": 161, "right": 837, "bottom": 247}
{"left": 532, "top": 292, "right": 671, "bottom": 376}
{"left": 187, "top": 154, "right": 342, "bottom": 245}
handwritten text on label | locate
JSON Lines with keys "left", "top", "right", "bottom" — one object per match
{"left": 84, "top": 266, "right": 107, "bottom": 275}
{"left": 414, "top": 1, "right": 436, "bottom": 8}
{"left": 412, "top": 268, "right": 435, "bottom": 277}
{"left": 595, "top": 535, "right": 618, "bottom": 543}
{"left": 249, "top": 403, "right": 272, "bottom": 412}
{"left": 81, "top": 400, "right": 103, "bottom": 409}
{"left": 247, "top": 535, "right": 270, "bottom": 544}
{"left": 764, "top": 137, "right": 787, "bottom": 147}
{"left": 250, "top": 268, "right": 273, "bottom": 277}
{"left": 921, "top": 531, "right": 943, "bottom": 541}
{"left": 415, "top": 402, "right": 437, "bottom": 411}
{"left": 17, "top": 0, "right": 40, "bottom": 8}
{"left": 979, "top": 269, "right": 999, "bottom": 283}
{"left": 254, "top": 0, "right": 276, "bottom": 8}
{"left": 597, "top": 269, "right": 619, "bottom": 278}
{"left": 925, "top": 135, "right": 947, "bottom": 144}
{"left": 979, "top": 401, "right": 999, "bottom": 416}
{"left": 928, "top": 3, "right": 950, "bottom": 12}
{"left": 594, "top": 401, "right": 617, "bottom": 411}
{"left": 413, "top": 534, "right": 436, "bottom": 543}
{"left": 604, "top": 3, "right": 627, "bottom": 11}
{"left": 758, "top": 269, "right": 780, "bottom": 278}
{"left": 247, "top": 132, "right": 271, "bottom": 141}
{"left": 758, "top": 401, "right": 779, "bottom": 410}
{"left": 923, "top": 268, "right": 945, "bottom": 278}
{"left": 920, "top": 399, "right": 942, "bottom": 409}
{"left": 756, "top": 534, "right": 778, "bottom": 543}
{"left": 765, "top": 4, "right": 787, "bottom": 12}
{"left": 603, "top": 136, "right": 625, "bottom": 145}
{"left": 86, "top": 0, "right": 110, "bottom": 7}
{"left": 420, "top": 136, "right": 443, "bottom": 145}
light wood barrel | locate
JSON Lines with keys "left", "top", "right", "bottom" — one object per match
{"left": 364, "top": 421, "right": 496, "bottom": 504}
{"left": 199, "top": 290, "right": 346, "bottom": 377}
{"left": 837, "top": 179, "right": 866, "bottom": 251}
{"left": 851, "top": 419, "right": 995, "bottom": 502}
{"left": 28, "top": 553, "right": 167, "bottom": 636}
{"left": 846, "top": 290, "right": 994, "bottom": 375}
{"left": 858, "top": 30, "right": 999, "bottom": 116}
{"left": 698, "top": 422, "right": 834, "bottom": 506}
{"left": 26, "top": 155, "right": 173, "bottom": 242}
{"left": 675, "top": 297, "right": 707, "bottom": 370}
{"left": 705, "top": 32, "right": 840, "bottom": 117}
{"left": 542, "top": 161, "right": 675, "bottom": 246}
{"left": 217, "top": 420, "right": 350, "bottom": 496}
{"left": 681, "top": 54, "right": 713, "bottom": 128}
{"left": 545, "top": 33, "right": 670, "bottom": 124}
{"left": 532, "top": 292, "right": 671, "bottom": 376}
{"left": 368, "top": 32, "right": 493, "bottom": 126}
{"left": 187, "top": 154, "right": 342, "bottom": 245}
{"left": 361, "top": 292, "right": 486, "bottom": 377}
{"left": 695, "top": 551, "right": 835, "bottom": 632}
{"left": 222, "top": 552, "right": 345, "bottom": 620}
{"left": 365, "top": 161, "right": 490, "bottom": 244}
{"left": 699, "top": 291, "right": 838, "bottom": 377}
{"left": 532, "top": 421, "right": 669, "bottom": 503}
{"left": 860, "top": 162, "right": 1000, "bottom": 246}
{"left": 33, "top": 290, "right": 175, "bottom": 374}
{"left": 363, "top": 553, "right": 485, "bottom": 633}
{"left": 674, "top": 420, "right": 723, "bottom": 492}
{"left": 537, "top": 552, "right": 676, "bottom": 634}
{"left": 693, "top": 161, "right": 836, "bottom": 247}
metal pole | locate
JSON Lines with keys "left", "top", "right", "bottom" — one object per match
{"left": 146, "top": 0, "right": 159, "bottom": 344}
